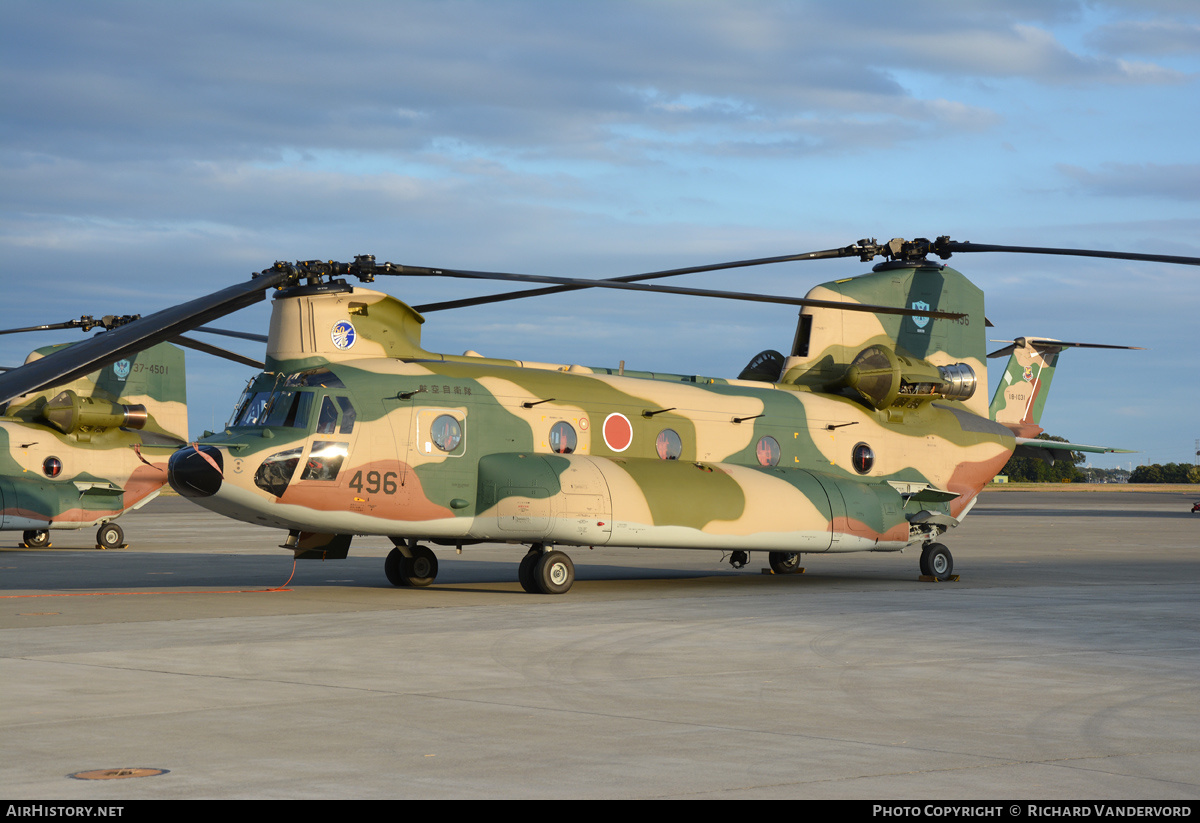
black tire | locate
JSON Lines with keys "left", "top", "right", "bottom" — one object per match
{"left": 384, "top": 547, "right": 407, "bottom": 587}
{"left": 533, "top": 550, "right": 574, "bottom": 595}
{"left": 97, "top": 523, "right": 123, "bottom": 550}
{"left": 768, "top": 551, "right": 801, "bottom": 574}
{"left": 518, "top": 550, "right": 540, "bottom": 593}
{"left": 401, "top": 545, "right": 438, "bottom": 587}
{"left": 922, "top": 543, "right": 953, "bottom": 580}
{"left": 22, "top": 529, "right": 50, "bottom": 548}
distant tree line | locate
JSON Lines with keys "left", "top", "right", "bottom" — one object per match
{"left": 1000, "top": 434, "right": 1085, "bottom": 483}
{"left": 1080, "top": 467, "right": 1131, "bottom": 484}
{"left": 1128, "top": 463, "right": 1200, "bottom": 484}
{"left": 1000, "top": 436, "right": 1200, "bottom": 483}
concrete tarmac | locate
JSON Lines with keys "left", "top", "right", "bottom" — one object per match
{"left": 2, "top": 489, "right": 1198, "bottom": 799}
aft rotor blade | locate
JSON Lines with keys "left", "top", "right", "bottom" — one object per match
{"left": 391, "top": 263, "right": 964, "bottom": 320}
{"left": 0, "top": 271, "right": 290, "bottom": 404}
{"left": 939, "top": 240, "right": 1200, "bottom": 268}
{"left": 413, "top": 246, "right": 859, "bottom": 312}
{"left": 986, "top": 339, "right": 1145, "bottom": 358}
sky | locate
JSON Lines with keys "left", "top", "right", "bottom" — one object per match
{"left": 1, "top": 0, "right": 1197, "bottom": 470}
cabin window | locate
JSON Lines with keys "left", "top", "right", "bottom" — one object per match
{"left": 301, "top": 441, "right": 349, "bottom": 481}
{"left": 43, "top": 456, "right": 63, "bottom": 478}
{"left": 655, "top": 429, "right": 682, "bottom": 460}
{"left": 430, "top": 414, "right": 462, "bottom": 452}
{"left": 756, "top": 435, "right": 781, "bottom": 467}
{"left": 549, "top": 421, "right": 577, "bottom": 454}
{"left": 254, "top": 448, "right": 302, "bottom": 497}
{"left": 852, "top": 442, "right": 875, "bottom": 474}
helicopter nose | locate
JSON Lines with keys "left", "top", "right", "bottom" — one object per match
{"left": 168, "top": 444, "right": 224, "bottom": 499}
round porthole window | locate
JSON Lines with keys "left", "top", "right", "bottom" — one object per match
{"left": 430, "top": 415, "right": 462, "bottom": 452}
{"left": 852, "top": 442, "right": 874, "bottom": 474}
{"left": 656, "top": 429, "right": 682, "bottom": 460}
{"left": 549, "top": 421, "right": 577, "bottom": 454}
{"left": 756, "top": 436, "right": 780, "bottom": 467}
{"left": 43, "top": 456, "right": 63, "bottom": 478}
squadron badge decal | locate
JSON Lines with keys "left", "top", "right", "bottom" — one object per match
{"left": 331, "top": 321, "right": 357, "bottom": 350}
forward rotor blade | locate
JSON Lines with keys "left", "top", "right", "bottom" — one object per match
{"left": 0, "top": 321, "right": 83, "bottom": 336}
{"left": 412, "top": 247, "right": 857, "bottom": 313}
{"left": 194, "top": 325, "right": 269, "bottom": 343}
{"left": 173, "top": 335, "right": 265, "bottom": 369}
{"left": 390, "top": 263, "right": 964, "bottom": 321}
{"left": 0, "top": 271, "right": 289, "bottom": 404}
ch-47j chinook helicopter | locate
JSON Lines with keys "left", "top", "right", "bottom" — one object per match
{"left": 0, "top": 237, "right": 1187, "bottom": 588}
{"left": 0, "top": 315, "right": 263, "bottom": 549}
{"left": 155, "top": 235, "right": 1191, "bottom": 595}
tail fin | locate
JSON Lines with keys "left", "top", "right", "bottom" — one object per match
{"left": 103, "top": 343, "right": 188, "bottom": 444}
{"left": 988, "top": 338, "right": 1141, "bottom": 437}
{"left": 9, "top": 342, "right": 188, "bottom": 444}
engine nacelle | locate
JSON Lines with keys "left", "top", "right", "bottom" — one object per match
{"left": 841, "top": 346, "right": 976, "bottom": 410}
{"left": 41, "top": 390, "right": 148, "bottom": 436}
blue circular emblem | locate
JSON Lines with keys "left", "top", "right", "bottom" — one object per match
{"left": 331, "top": 321, "right": 356, "bottom": 350}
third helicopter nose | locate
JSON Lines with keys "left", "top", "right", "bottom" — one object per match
{"left": 168, "top": 444, "right": 224, "bottom": 499}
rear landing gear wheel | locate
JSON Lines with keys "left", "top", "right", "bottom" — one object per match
{"left": 22, "top": 529, "right": 50, "bottom": 548}
{"left": 533, "top": 550, "right": 574, "bottom": 595}
{"left": 921, "top": 543, "right": 953, "bottom": 580}
{"left": 768, "top": 552, "right": 802, "bottom": 575}
{"left": 97, "top": 523, "right": 123, "bottom": 550}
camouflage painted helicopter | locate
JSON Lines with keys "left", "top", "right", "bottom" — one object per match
{"left": 0, "top": 315, "right": 263, "bottom": 549}
{"left": 0, "top": 238, "right": 1185, "bottom": 588}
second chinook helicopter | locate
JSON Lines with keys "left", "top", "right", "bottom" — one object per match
{"left": 160, "top": 237, "right": 1162, "bottom": 594}
{"left": 0, "top": 316, "right": 264, "bottom": 549}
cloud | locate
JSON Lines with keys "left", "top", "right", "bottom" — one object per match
{"left": 1089, "top": 20, "right": 1200, "bottom": 56}
{"left": 1057, "top": 163, "right": 1200, "bottom": 201}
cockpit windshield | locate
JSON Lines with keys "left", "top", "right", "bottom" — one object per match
{"left": 228, "top": 369, "right": 346, "bottom": 429}
{"left": 227, "top": 371, "right": 354, "bottom": 433}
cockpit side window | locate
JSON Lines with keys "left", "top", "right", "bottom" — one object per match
{"left": 316, "top": 396, "right": 339, "bottom": 434}
{"left": 264, "top": 391, "right": 314, "bottom": 429}
{"left": 336, "top": 396, "right": 356, "bottom": 434}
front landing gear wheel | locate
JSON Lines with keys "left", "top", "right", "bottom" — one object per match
{"left": 22, "top": 529, "right": 50, "bottom": 548}
{"left": 518, "top": 550, "right": 540, "bottom": 593}
{"left": 768, "top": 552, "right": 802, "bottom": 575}
{"left": 921, "top": 543, "right": 953, "bottom": 581}
{"left": 533, "top": 551, "right": 574, "bottom": 595}
{"left": 97, "top": 523, "right": 123, "bottom": 550}
{"left": 384, "top": 544, "right": 439, "bottom": 587}
{"left": 385, "top": 548, "right": 406, "bottom": 587}
{"left": 729, "top": 550, "right": 749, "bottom": 569}
{"left": 402, "top": 545, "right": 438, "bottom": 587}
